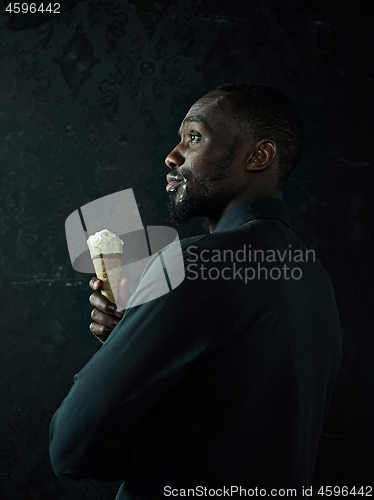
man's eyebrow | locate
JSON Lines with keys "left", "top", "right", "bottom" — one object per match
{"left": 178, "top": 116, "right": 208, "bottom": 136}
{"left": 183, "top": 117, "right": 204, "bottom": 124}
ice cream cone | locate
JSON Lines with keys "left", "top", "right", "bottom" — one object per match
{"left": 87, "top": 230, "right": 124, "bottom": 306}
{"left": 92, "top": 255, "right": 123, "bottom": 304}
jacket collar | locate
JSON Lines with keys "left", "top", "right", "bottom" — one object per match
{"left": 212, "top": 197, "right": 291, "bottom": 233}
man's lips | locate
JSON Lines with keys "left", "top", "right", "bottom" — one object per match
{"left": 166, "top": 180, "right": 183, "bottom": 192}
{"left": 166, "top": 173, "right": 187, "bottom": 192}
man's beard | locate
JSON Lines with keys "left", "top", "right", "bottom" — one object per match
{"left": 167, "top": 145, "right": 237, "bottom": 225}
{"left": 168, "top": 187, "right": 209, "bottom": 225}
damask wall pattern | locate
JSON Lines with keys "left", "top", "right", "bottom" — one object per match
{"left": 0, "top": 0, "right": 373, "bottom": 498}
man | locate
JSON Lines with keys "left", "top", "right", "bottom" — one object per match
{"left": 50, "top": 83, "right": 343, "bottom": 498}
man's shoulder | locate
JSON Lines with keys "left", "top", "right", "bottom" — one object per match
{"left": 179, "top": 233, "right": 233, "bottom": 262}
{"left": 178, "top": 219, "right": 298, "bottom": 253}
{"left": 176, "top": 220, "right": 328, "bottom": 276}
{"left": 179, "top": 234, "right": 211, "bottom": 255}
{"left": 179, "top": 234, "right": 210, "bottom": 248}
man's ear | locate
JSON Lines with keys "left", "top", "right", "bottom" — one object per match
{"left": 245, "top": 139, "right": 277, "bottom": 172}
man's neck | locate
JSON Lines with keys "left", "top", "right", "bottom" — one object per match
{"left": 208, "top": 192, "right": 283, "bottom": 233}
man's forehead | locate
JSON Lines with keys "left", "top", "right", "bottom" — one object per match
{"left": 180, "top": 93, "right": 233, "bottom": 130}
{"left": 185, "top": 93, "right": 227, "bottom": 117}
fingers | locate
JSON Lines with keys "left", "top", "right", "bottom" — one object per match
{"left": 88, "top": 276, "right": 127, "bottom": 344}
{"left": 90, "top": 307, "right": 120, "bottom": 330}
{"left": 89, "top": 319, "right": 113, "bottom": 338}
{"left": 89, "top": 276, "right": 102, "bottom": 291}
{"left": 89, "top": 307, "right": 120, "bottom": 344}
{"left": 90, "top": 309, "right": 119, "bottom": 344}
{"left": 89, "top": 322, "right": 111, "bottom": 344}
{"left": 89, "top": 291, "right": 117, "bottom": 315}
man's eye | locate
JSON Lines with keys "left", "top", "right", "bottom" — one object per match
{"left": 189, "top": 132, "right": 201, "bottom": 143}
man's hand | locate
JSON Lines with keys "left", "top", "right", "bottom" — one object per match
{"left": 89, "top": 276, "right": 131, "bottom": 344}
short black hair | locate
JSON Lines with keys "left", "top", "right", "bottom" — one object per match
{"left": 208, "top": 82, "right": 304, "bottom": 190}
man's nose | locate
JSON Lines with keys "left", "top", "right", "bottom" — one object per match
{"left": 165, "top": 146, "right": 184, "bottom": 169}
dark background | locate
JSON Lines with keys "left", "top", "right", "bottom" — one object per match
{"left": 0, "top": 0, "right": 373, "bottom": 498}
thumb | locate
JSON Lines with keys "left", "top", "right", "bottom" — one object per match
{"left": 116, "top": 277, "right": 131, "bottom": 310}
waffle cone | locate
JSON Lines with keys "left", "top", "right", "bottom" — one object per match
{"left": 92, "top": 255, "right": 123, "bottom": 305}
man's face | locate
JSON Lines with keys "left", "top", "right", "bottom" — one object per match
{"left": 165, "top": 92, "right": 248, "bottom": 225}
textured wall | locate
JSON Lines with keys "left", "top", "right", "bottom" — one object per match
{"left": 0, "top": 0, "right": 373, "bottom": 498}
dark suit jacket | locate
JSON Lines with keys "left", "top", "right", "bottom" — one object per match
{"left": 50, "top": 197, "right": 343, "bottom": 499}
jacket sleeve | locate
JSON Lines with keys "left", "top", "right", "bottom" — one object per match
{"left": 49, "top": 249, "right": 211, "bottom": 481}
